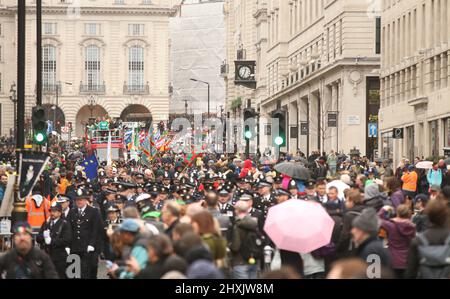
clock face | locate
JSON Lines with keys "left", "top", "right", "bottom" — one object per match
{"left": 238, "top": 65, "right": 252, "bottom": 80}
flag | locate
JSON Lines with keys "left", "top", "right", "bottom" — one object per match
{"left": 82, "top": 154, "right": 99, "bottom": 180}
{"left": 124, "top": 129, "right": 133, "bottom": 144}
{"left": 106, "top": 131, "right": 112, "bottom": 166}
{"left": 139, "top": 130, "right": 146, "bottom": 145}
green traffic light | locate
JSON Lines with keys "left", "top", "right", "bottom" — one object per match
{"left": 245, "top": 131, "right": 252, "bottom": 139}
{"left": 274, "top": 136, "right": 284, "bottom": 146}
{"left": 34, "top": 132, "right": 46, "bottom": 144}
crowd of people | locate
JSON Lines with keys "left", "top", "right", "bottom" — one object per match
{"left": 1, "top": 143, "right": 450, "bottom": 279}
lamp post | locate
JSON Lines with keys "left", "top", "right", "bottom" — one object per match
{"left": 9, "top": 82, "right": 17, "bottom": 144}
{"left": 88, "top": 94, "right": 96, "bottom": 119}
{"left": 190, "top": 78, "right": 210, "bottom": 118}
{"left": 53, "top": 81, "right": 72, "bottom": 133}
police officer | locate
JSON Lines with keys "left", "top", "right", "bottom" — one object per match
{"left": 67, "top": 186, "right": 102, "bottom": 279}
{"left": 36, "top": 201, "right": 72, "bottom": 279}
{"left": 57, "top": 196, "right": 71, "bottom": 220}
{"left": 218, "top": 188, "right": 235, "bottom": 220}
{"left": 256, "top": 180, "right": 276, "bottom": 216}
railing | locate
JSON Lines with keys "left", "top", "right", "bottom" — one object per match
{"left": 123, "top": 83, "right": 149, "bottom": 95}
{"left": 42, "top": 83, "right": 61, "bottom": 93}
{"left": 79, "top": 82, "right": 106, "bottom": 94}
{"left": 89, "top": 129, "right": 123, "bottom": 145}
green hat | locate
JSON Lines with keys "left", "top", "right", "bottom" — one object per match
{"left": 142, "top": 211, "right": 161, "bottom": 219}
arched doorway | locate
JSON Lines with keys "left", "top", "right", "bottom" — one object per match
{"left": 75, "top": 105, "right": 108, "bottom": 137}
{"left": 42, "top": 104, "right": 65, "bottom": 133}
{"left": 120, "top": 105, "right": 152, "bottom": 123}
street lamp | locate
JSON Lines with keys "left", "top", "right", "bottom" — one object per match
{"left": 53, "top": 81, "right": 72, "bottom": 133}
{"left": 190, "top": 78, "right": 210, "bottom": 118}
{"left": 88, "top": 94, "right": 96, "bottom": 119}
{"left": 9, "top": 82, "right": 17, "bottom": 144}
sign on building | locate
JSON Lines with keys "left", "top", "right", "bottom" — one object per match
{"left": 393, "top": 128, "right": 404, "bottom": 139}
{"left": 328, "top": 112, "right": 338, "bottom": 128}
{"left": 368, "top": 123, "right": 378, "bottom": 138}
{"left": 300, "top": 122, "right": 309, "bottom": 136}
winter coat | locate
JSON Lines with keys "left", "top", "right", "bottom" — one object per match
{"left": 442, "top": 171, "right": 450, "bottom": 188}
{"left": 390, "top": 189, "right": 405, "bottom": 209}
{"left": 230, "top": 215, "right": 259, "bottom": 265}
{"left": 0, "top": 247, "right": 59, "bottom": 279}
{"left": 356, "top": 237, "right": 391, "bottom": 267}
{"left": 336, "top": 204, "right": 366, "bottom": 258}
{"left": 201, "top": 233, "right": 227, "bottom": 261}
{"left": 379, "top": 218, "right": 416, "bottom": 269}
{"left": 427, "top": 169, "right": 443, "bottom": 187}
{"left": 405, "top": 226, "right": 450, "bottom": 279}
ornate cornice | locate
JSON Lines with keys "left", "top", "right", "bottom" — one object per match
{"left": 2, "top": 5, "right": 177, "bottom": 17}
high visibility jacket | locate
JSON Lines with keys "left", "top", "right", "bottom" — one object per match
{"left": 25, "top": 196, "right": 50, "bottom": 231}
{"left": 57, "top": 178, "right": 70, "bottom": 195}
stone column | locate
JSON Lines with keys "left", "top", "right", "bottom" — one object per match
{"left": 447, "top": 50, "right": 450, "bottom": 87}
{"left": 405, "top": 68, "right": 410, "bottom": 101}
{"left": 441, "top": 53, "right": 447, "bottom": 88}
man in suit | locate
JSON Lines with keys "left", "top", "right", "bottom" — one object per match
{"left": 36, "top": 202, "right": 72, "bottom": 279}
{"left": 67, "top": 186, "right": 102, "bottom": 279}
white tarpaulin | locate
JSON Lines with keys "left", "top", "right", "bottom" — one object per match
{"left": 0, "top": 175, "right": 16, "bottom": 218}
{"left": 169, "top": 1, "right": 226, "bottom": 115}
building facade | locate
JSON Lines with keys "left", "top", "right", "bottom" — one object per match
{"left": 223, "top": 0, "right": 382, "bottom": 157}
{"left": 0, "top": 0, "right": 177, "bottom": 137}
{"left": 259, "top": 0, "right": 381, "bottom": 157}
{"left": 169, "top": 0, "right": 226, "bottom": 116}
{"left": 379, "top": 0, "right": 450, "bottom": 166}
{"left": 223, "top": 0, "right": 260, "bottom": 152}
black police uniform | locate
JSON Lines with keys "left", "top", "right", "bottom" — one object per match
{"left": 36, "top": 217, "right": 72, "bottom": 279}
{"left": 67, "top": 201, "right": 102, "bottom": 279}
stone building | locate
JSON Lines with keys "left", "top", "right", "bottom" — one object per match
{"left": 0, "top": 0, "right": 177, "bottom": 137}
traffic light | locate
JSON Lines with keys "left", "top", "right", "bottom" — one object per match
{"left": 272, "top": 109, "right": 286, "bottom": 147}
{"left": 32, "top": 106, "right": 48, "bottom": 145}
{"left": 243, "top": 108, "right": 256, "bottom": 140}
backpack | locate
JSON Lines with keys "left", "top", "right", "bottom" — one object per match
{"left": 416, "top": 233, "right": 450, "bottom": 279}
{"left": 236, "top": 224, "right": 264, "bottom": 262}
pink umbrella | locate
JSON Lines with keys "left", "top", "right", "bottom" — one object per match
{"left": 264, "top": 200, "right": 335, "bottom": 253}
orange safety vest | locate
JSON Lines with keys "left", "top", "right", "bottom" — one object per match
{"left": 58, "top": 178, "right": 70, "bottom": 195}
{"left": 25, "top": 197, "right": 50, "bottom": 231}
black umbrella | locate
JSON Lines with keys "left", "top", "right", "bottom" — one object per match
{"left": 274, "top": 162, "right": 311, "bottom": 181}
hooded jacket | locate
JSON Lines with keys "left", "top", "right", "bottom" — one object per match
{"left": 230, "top": 215, "right": 259, "bottom": 265}
{"left": 379, "top": 216, "right": 416, "bottom": 269}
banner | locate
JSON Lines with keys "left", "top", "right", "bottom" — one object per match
{"left": 0, "top": 174, "right": 16, "bottom": 217}
{"left": 18, "top": 151, "right": 50, "bottom": 200}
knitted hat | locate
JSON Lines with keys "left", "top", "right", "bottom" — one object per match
{"left": 364, "top": 183, "right": 381, "bottom": 200}
{"left": 352, "top": 208, "right": 380, "bottom": 236}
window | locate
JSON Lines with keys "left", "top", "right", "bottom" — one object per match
{"left": 42, "top": 45, "right": 57, "bottom": 89}
{"left": 128, "top": 46, "right": 144, "bottom": 90}
{"left": 85, "top": 23, "right": 101, "bottom": 36}
{"left": 445, "top": 118, "right": 450, "bottom": 148}
{"left": 142, "top": 0, "right": 152, "bottom": 4}
{"left": 43, "top": 23, "right": 57, "bottom": 35}
{"left": 375, "top": 17, "right": 381, "bottom": 54}
{"left": 114, "top": 0, "right": 124, "bottom": 4}
{"left": 128, "top": 24, "right": 144, "bottom": 36}
{"left": 85, "top": 45, "right": 101, "bottom": 88}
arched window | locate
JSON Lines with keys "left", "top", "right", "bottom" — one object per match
{"left": 128, "top": 46, "right": 144, "bottom": 91}
{"left": 42, "top": 45, "right": 57, "bottom": 91}
{"left": 85, "top": 45, "right": 101, "bottom": 91}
